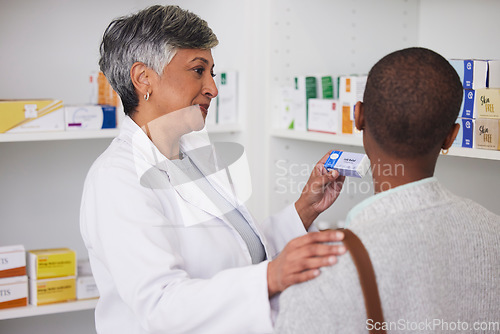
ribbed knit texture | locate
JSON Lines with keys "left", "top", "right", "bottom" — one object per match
{"left": 170, "top": 154, "right": 266, "bottom": 264}
{"left": 274, "top": 179, "right": 500, "bottom": 334}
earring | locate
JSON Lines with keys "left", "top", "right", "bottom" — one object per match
{"left": 441, "top": 148, "right": 449, "bottom": 155}
{"left": 144, "top": 91, "right": 150, "bottom": 101}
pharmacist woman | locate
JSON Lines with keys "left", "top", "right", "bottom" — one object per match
{"left": 80, "top": 5, "right": 346, "bottom": 334}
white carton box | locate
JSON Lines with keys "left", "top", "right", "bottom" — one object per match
{"left": 294, "top": 76, "right": 317, "bottom": 131}
{"left": 488, "top": 60, "right": 500, "bottom": 88}
{"left": 0, "top": 275, "right": 28, "bottom": 309}
{"left": 0, "top": 245, "right": 26, "bottom": 278}
{"left": 76, "top": 276, "right": 99, "bottom": 300}
{"left": 65, "top": 105, "right": 116, "bottom": 130}
{"left": 216, "top": 71, "right": 238, "bottom": 124}
{"left": 449, "top": 59, "right": 488, "bottom": 90}
{"left": 338, "top": 76, "right": 367, "bottom": 121}
{"left": 307, "top": 99, "right": 340, "bottom": 134}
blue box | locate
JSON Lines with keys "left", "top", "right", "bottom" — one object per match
{"left": 459, "top": 89, "right": 476, "bottom": 119}
{"left": 452, "top": 118, "right": 474, "bottom": 148}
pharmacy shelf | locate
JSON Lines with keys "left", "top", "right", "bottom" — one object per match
{"left": 0, "top": 299, "right": 97, "bottom": 320}
{"left": 270, "top": 128, "right": 364, "bottom": 147}
{"left": 0, "top": 124, "right": 242, "bottom": 143}
{"left": 0, "top": 129, "right": 120, "bottom": 143}
{"left": 270, "top": 128, "right": 500, "bottom": 161}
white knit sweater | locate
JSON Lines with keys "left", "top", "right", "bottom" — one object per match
{"left": 274, "top": 178, "right": 500, "bottom": 334}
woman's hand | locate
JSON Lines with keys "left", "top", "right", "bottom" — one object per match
{"left": 267, "top": 230, "right": 346, "bottom": 297}
{"left": 295, "top": 151, "right": 346, "bottom": 230}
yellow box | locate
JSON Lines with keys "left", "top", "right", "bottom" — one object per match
{"left": 0, "top": 99, "right": 64, "bottom": 133}
{"left": 475, "top": 118, "right": 500, "bottom": 150}
{"left": 476, "top": 89, "right": 500, "bottom": 119}
{"left": 29, "top": 276, "right": 76, "bottom": 306}
{"left": 27, "top": 248, "right": 76, "bottom": 280}
{"left": 0, "top": 245, "right": 26, "bottom": 278}
{"left": 0, "top": 276, "right": 28, "bottom": 310}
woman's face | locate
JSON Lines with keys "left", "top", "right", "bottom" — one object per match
{"left": 150, "top": 48, "right": 218, "bottom": 123}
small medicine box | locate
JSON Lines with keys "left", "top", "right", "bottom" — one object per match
{"left": 0, "top": 245, "right": 26, "bottom": 278}
{"left": 452, "top": 118, "right": 474, "bottom": 149}
{"left": 307, "top": 99, "right": 340, "bottom": 134}
{"left": 0, "top": 100, "right": 64, "bottom": 133}
{"left": 29, "top": 276, "right": 76, "bottom": 306}
{"left": 27, "top": 248, "right": 76, "bottom": 280}
{"left": 324, "top": 150, "right": 370, "bottom": 178}
{"left": 0, "top": 275, "right": 28, "bottom": 310}
{"left": 76, "top": 276, "right": 99, "bottom": 300}
{"left": 449, "top": 59, "right": 488, "bottom": 90}
{"left": 475, "top": 89, "right": 500, "bottom": 119}
{"left": 475, "top": 118, "right": 500, "bottom": 150}
{"left": 65, "top": 105, "right": 116, "bottom": 130}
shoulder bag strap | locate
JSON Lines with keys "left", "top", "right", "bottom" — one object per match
{"left": 336, "top": 228, "right": 386, "bottom": 334}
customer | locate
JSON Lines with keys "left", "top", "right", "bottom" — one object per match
{"left": 80, "top": 5, "right": 346, "bottom": 334}
{"left": 274, "top": 47, "right": 500, "bottom": 333}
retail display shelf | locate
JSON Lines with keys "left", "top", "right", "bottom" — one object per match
{"left": 270, "top": 128, "right": 500, "bottom": 161}
{"left": 0, "top": 299, "right": 98, "bottom": 320}
{"left": 0, "top": 129, "right": 120, "bottom": 143}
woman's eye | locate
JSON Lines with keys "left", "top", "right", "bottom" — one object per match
{"left": 194, "top": 68, "right": 204, "bottom": 75}
{"left": 211, "top": 72, "right": 216, "bottom": 78}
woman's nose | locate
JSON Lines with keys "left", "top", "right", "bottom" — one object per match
{"left": 203, "top": 76, "right": 218, "bottom": 99}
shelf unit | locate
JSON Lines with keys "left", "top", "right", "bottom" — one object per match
{"left": 0, "top": 299, "right": 98, "bottom": 321}
{"left": 270, "top": 129, "right": 500, "bottom": 161}
{"left": 0, "top": 124, "right": 241, "bottom": 143}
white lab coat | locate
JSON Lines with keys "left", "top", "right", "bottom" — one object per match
{"left": 80, "top": 116, "right": 307, "bottom": 334}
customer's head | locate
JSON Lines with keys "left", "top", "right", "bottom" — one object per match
{"left": 99, "top": 5, "right": 219, "bottom": 116}
{"left": 356, "top": 47, "right": 463, "bottom": 159}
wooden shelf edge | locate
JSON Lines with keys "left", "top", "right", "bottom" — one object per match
{"left": 0, "top": 299, "right": 98, "bottom": 320}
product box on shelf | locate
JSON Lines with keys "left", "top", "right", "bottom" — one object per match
{"left": 216, "top": 71, "right": 238, "bottom": 125}
{"left": 449, "top": 59, "right": 488, "bottom": 90}
{"left": 76, "top": 276, "right": 99, "bottom": 300}
{"left": 27, "top": 248, "right": 76, "bottom": 280}
{"left": 0, "top": 275, "right": 28, "bottom": 309}
{"left": 341, "top": 105, "right": 353, "bottom": 134}
{"left": 0, "top": 100, "right": 64, "bottom": 134}
{"left": 29, "top": 276, "right": 76, "bottom": 306}
{"left": 307, "top": 99, "right": 340, "bottom": 134}
{"left": 452, "top": 118, "right": 474, "bottom": 148}
{"left": 338, "top": 75, "right": 367, "bottom": 121}
{"left": 89, "top": 72, "right": 120, "bottom": 108}
{"left": 475, "top": 118, "right": 500, "bottom": 150}
{"left": 277, "top": 87, "right": 300, "bottom": 129}
{"left": 293, "top": 76, "right": 317, "bottom": 131}
{"left": 77, "top": 259, "right": 93, "bottom": 277}
{"left": 65, "top": 105, "right": 116, "bottom": 130}
{"left": 475, "top": 89, "right": 500, "bottom": 119}
{"left": 488, "top": 60, "right": 500, "bottom": 88}
{"left": 459, "top": 89, "right": 476, "bottom": 119}
{"left": 0, "top": 245, "right": 26, "bottom": 278}
{"left": 315, "top": 75, "right": 337, "bottom": 99}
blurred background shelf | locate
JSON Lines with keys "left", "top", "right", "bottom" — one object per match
{"left": 0, "top": 299, "right": 97, "bottom": 320}
{"left": 270, "top": 128, "right": 500, "bottom": 161}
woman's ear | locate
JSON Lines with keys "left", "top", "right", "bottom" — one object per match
{"left": 354, "top": 101, "right": 365, "bottom": 131}
{"left": 130, "top": 62, "right": 151, "bottom": 97}
{"left": 442, "top": 123, "right": 460, "bottom": 150}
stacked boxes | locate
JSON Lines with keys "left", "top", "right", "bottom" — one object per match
{"left": 0, "top": 245, "right": 28, "bottom": 309}
{"left": 76, "top": 259, "right": 99, "bottom": 300}
{"left": 27, "top": 248, "right": 76, "bottom": 306}
{"left": 450, "top": 59, "right": 500, "bottom": 150}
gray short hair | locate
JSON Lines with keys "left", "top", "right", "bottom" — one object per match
{"left": 99, "top": 5, "right": 219, "bottom": 116}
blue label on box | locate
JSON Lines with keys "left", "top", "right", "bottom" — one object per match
{"left": 462, "top": 90, "right": 475, "bottom": 118}
{"left": 461, "top": 118, "right": 473, "bottom": 148}
{"left": 324, "top": 151, "right": 343, "bottom": 171}
{"left": 101, "top": 105, "right": 117, "bottom": 129}
{"left": 464, "top": 60, "right": 473, "bottom": 89}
